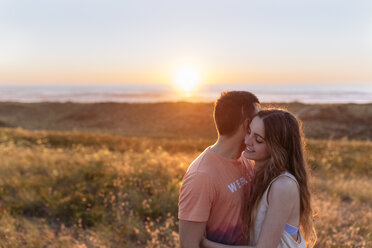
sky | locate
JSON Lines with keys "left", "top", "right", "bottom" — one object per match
{"left": 0, "top": 0, "right": 371, "bottom": 85}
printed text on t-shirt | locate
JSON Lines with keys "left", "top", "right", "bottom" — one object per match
{"left": 227, "top": 177, "right": 248, "bottom": 193}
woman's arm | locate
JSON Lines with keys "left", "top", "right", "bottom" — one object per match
{"left": 202, "top": 238, "right": 250, "bottom": 248}
{"left": 254, "top": 177, "right": 299, "bottom": 248}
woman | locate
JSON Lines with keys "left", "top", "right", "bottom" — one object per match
{"left": 203, "top": 109, "right": 316, "bottom": 248}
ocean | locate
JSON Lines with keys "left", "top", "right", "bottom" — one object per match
{"left": 0, "top": 83, "right": 371, "bottom": 103}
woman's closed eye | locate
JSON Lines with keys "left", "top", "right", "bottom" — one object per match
{"left": 255, "top": 136, "right": 264, "bottom": 143}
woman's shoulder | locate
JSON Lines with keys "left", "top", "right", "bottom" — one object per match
{"left": 268, "top": 174, "right": 299, "bottom": 203}
{"left": 271, "top": 176, "right": 298, "bottom": 192}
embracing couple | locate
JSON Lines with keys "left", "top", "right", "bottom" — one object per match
{"left": 178, "top": 91, "right": 316, "bottom": 248}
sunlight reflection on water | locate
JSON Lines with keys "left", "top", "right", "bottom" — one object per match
{"left": 0, "top": 83, "right": 371, "bottom": 103}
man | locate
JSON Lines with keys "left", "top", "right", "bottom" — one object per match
{"left": 178, "top": 91, "right": 260, "bottom": 248}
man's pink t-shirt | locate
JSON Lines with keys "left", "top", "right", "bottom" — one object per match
{"left": 178, "top": 147, "right": 254, "bottom": 245}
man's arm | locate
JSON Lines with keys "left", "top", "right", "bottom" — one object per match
{"left": 179, "top": 220, "right": 207, "bottom": 248}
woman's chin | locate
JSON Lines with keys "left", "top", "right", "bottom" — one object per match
{"left": 243, "top": 150, "right": 253, "bottom": 159}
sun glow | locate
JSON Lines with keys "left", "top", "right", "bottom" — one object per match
{"left": 173, "top": 65, "right": 201, "bottom": 95}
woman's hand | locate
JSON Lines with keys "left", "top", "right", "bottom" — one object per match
{"left": 202, "top": 238, "right": 227, "bottom": 248}
{"left": 202, "top": 238, "right": 250, "bottom": 248}
{"left": 201, "top": 238, "right": 214, "bottom": 248}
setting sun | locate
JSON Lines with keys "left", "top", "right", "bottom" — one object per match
{"left": 173, "top": 66, "right": 201, "bottom": 94}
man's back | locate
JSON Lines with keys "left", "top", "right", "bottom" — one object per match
{"left": 178, "top": 147, "right": 253, "bottom": 245}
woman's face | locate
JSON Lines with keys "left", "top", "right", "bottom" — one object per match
{"left": 243, "top": 116, "right": 270, "bottom": 164}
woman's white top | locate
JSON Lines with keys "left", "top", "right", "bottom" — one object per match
{"left": 251, "top": 172, "right": 306, "bottom": 248}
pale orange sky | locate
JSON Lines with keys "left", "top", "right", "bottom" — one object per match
{"left": 2, "top": 62, "right": 371, "bottom": 85}
{"left": 0, "top": 0, "right": 371, "bottom": 85}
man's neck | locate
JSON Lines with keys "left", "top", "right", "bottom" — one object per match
{"left": 210, "top": 135, "right": 243, "bottom": 160}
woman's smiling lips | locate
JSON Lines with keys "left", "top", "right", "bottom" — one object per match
{"left": 245, "top": 146, "right": 254, "bottom": 152}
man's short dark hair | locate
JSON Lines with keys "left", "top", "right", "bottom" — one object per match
{"left": 214, "top": 91, "right": 259, "bottom": 136}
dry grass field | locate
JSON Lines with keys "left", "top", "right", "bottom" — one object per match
{"left": 0, "top": 126, "right": 371, "bottom": 247}
{"left": 0, "top": 102, "right": 371, "bottom": 247}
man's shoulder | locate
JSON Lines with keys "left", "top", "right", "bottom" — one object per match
{"left": 187, "top": 147, "right": 217, "bottom": 173}
{"left": 239, "top": 155, "right": 253, "bottom": 164}
{"left": 239, "top": 155, "right": 254, "bottom": 169}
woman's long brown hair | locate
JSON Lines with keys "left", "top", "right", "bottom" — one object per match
{"left": 243, "top": 109, "right": 316, "bottom": 246}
